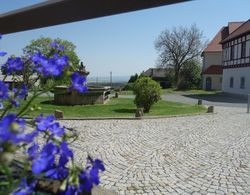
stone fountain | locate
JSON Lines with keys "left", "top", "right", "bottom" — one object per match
{"left": 54, "top": 63, "right": 111, "bottom": 105}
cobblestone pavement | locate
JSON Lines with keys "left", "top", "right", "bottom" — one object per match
{"left": 61, "top": 106, "right": 250, "bottom": 194}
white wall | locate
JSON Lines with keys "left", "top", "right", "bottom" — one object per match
{"left": 202, "top": 52, "right": 222, "bottom": 71}
{"left": 223, "top": 67, "right": 250, "bottom": 95}
{"left": 202, "top": 74, "right": 222, "bottom": 90}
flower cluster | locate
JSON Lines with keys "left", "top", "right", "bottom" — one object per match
{"left": 69, "top": 72, "right": 88, "bottom": 93}
{"left": 31, "top": 52, "right": 69, "bottom": 77}
{"left": 2, "top": 57, "right": 24, "bottom": 75}
{"left": 0, "top": 35, "right": 104, "bottom": 194}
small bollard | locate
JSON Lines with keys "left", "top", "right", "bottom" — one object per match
{"left": 198, "top": 99, "right": 202, "bottom": 105}
{"left": 135, "top": 108, "right": 144, "bottom": 118}
{"left": 54, "top": 110, "right": 64, "bottom": 119}
{"left": 248, "top": 94, "right": 250, "bottom": 113}
{"left": 207, "top": 106, "right": 214, "bottom": 113}
{"left": 114, "top": 92, "right": 119, "bottom": 98}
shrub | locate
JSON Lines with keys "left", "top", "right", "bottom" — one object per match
{"left": 122, "top": 82, "right": 134, "bottom": 91}
{"left": 133, "top": 77, "right": 161, "bottom": 113}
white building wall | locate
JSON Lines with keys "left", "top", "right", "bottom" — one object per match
{"left": 223, "top": 67, "right": 250, "bottom": 95}
{"left": 202, "top": 74, "right": 222, "bottom": 90}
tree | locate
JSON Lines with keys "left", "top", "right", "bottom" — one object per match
{"left": 155, "top": 24, "right": 206, "bottom": 85}
{"left": 128, "top": 73, "right": 138, "bottom": 83}
{"left": 133, "top": 77, "right": 161, "bottom": 113}
{"left": 178, "top": 60, "right": 202, "bottom": 89}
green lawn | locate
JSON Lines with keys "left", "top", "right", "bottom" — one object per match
{"left": 161, "top": 88, "right": 221, "bottom": 95}
{"left": 13, "top": 96, "right": 206, "bottom": 118}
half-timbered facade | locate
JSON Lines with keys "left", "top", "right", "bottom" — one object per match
{"left": 221, "top": 20, "right": 250, "bottom": 95}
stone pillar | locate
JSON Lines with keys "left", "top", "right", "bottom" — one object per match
{"left": 207, "top": 106, "right": 214, "bottom": 113}
{"left": 54, "top": 110, "right": 64, "bottom": 119}
{"left": 135, "top": 108, "right": 144, "bottom": 118}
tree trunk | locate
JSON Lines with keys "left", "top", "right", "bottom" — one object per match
{"left": 174, "top": 68, "right": 179, "bottom": 87}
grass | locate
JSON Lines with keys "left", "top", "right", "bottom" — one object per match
{"left": 161, "top": 88, "right": 221, "bottom": 95}
{"left": 121, "top": 89, "right": 220, "bottom": 96}
{"left": 12, "top": 96, "right": 206, "bottom": 118}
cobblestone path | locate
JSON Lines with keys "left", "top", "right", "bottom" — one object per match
{"left": 61, "top": 106, "right": 250, "bottom": 194}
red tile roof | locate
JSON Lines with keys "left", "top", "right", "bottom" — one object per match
{"left": 203, "top": 65, "right": 223, "bottom": 75}
{"left": 203, "top": 22, "right": 243, "bottom": 53}
{"left": 203, "top": 27, "right": 225, "bottom": 53}
{"left": 221, "top": 20, "right": 250, "bottom": 43}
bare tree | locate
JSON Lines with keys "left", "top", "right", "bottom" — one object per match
{"left": 155, "top": 24, "right": 206, "bottom": 85}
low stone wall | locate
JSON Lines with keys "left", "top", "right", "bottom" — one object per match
{"left": 54, "top": 86, "right": 110, "bottom": 105}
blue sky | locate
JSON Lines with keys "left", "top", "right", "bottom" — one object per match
{"left": 0, "top": 0, "right": 250, "bottom": 77}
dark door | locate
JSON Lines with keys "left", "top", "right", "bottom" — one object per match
{"left": 205, "top": 77, "right": 212, "bottom": 90}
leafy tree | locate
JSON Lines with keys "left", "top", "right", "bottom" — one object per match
{"left": 133, "top": 77, "right": 161, "bottom": 113}
{"left": 155, "top": 24, "right": 206, "bottom": 85}
{"left": 178, "top": 60, "right": 202, "bottom": 89}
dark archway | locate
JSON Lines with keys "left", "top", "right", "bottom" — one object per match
{"left": 205, "top": 77, "right": 212, "bottom": 90}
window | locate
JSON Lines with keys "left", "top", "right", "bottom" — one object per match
{"left": 234, "top": 44, "right": 238, "bottom": 59}
{"left": 242, "top": 41, "right": 246, "bottom": 58}
{"left": 230, "top": 77, "right": 234, "bottom": 88}
{"left": 247, "top": 40, "right": 250, "bottom": 57}
{"left": 240, "top": 77, "right": 245, "bottom": 89}
{"left": 230, "top": 45, "right": 234, "bottom": 60}
{"left": 237, "top": 43, "right": 241, "bottom": 59}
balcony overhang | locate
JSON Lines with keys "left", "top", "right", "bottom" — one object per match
{"left": 0, "top": 0, "right": 190, "bottom": 34}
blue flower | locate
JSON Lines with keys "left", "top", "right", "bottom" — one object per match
{"left": 32, "top": 142, "right": 58, "bottom": 174}
{"left": 69, "top": 72, "right": 88, "bottom": 93}
{"left": 61, "top": 141, "right": 73, "bottom": 159}
{"left": 55, "top": 55, "right": 68, "bottom": 67}
{"left": 50, "top": 41, "right": 58, "bottom": 48}
{"left": 50, "top": 41, "right": 65, "bottom": 51}
{"left": 27, "top": 143, "right": 39, "bottom": 160}
{"left": 0, "top": 81, "right": 9, "bottom": 100}
{"left": 31, "top": 52, "right": 68, "bottom": 77}
{"left": 11, "top": 99, "right": 20, "bottom": 107}
{"left": 0, "top": 51, "right": 7, "bottom": 57}
{"left": 49, "top": 122, "right": 65, "bottom": 137}
{"left": 92, "top": 159, "right": 105, "bottom": 172}
{"left": 78, "top": 157, "right": 105, "bottom": 192}
{"left": 79, "top": 168, "right": 99, "bottom": 192}
{"left": 41, "top": 58, "right": 62, "bottom": 77}
{"left": 0, "top": 114, "right": 33, "bottom": 145}
{"left": 13, "top": 178, "right": 36, "bottom": 195}
{"left": 36, "top": 115, "right": 55, "bottom": 131}
{"left": 2, "top": 57, "right": 24, "bottom": 75}
{"left": 62, "top": 185, "right": 78, "bottom": 195}
{"left": 45, "top": 166, "right": 69, "bottom": 180}
{"left": 0, "top": 34, "right": 7, "bottom": 57}
{"left": 17, "top": 84, "right": 28, "bottom": 99}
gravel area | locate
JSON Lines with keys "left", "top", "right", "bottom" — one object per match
{"left": 61, "top": 106, "right": 250, "bottom": 194}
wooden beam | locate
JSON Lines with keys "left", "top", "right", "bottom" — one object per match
{"left": 0, "top": 0, "right": 190, "bottom": 34}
